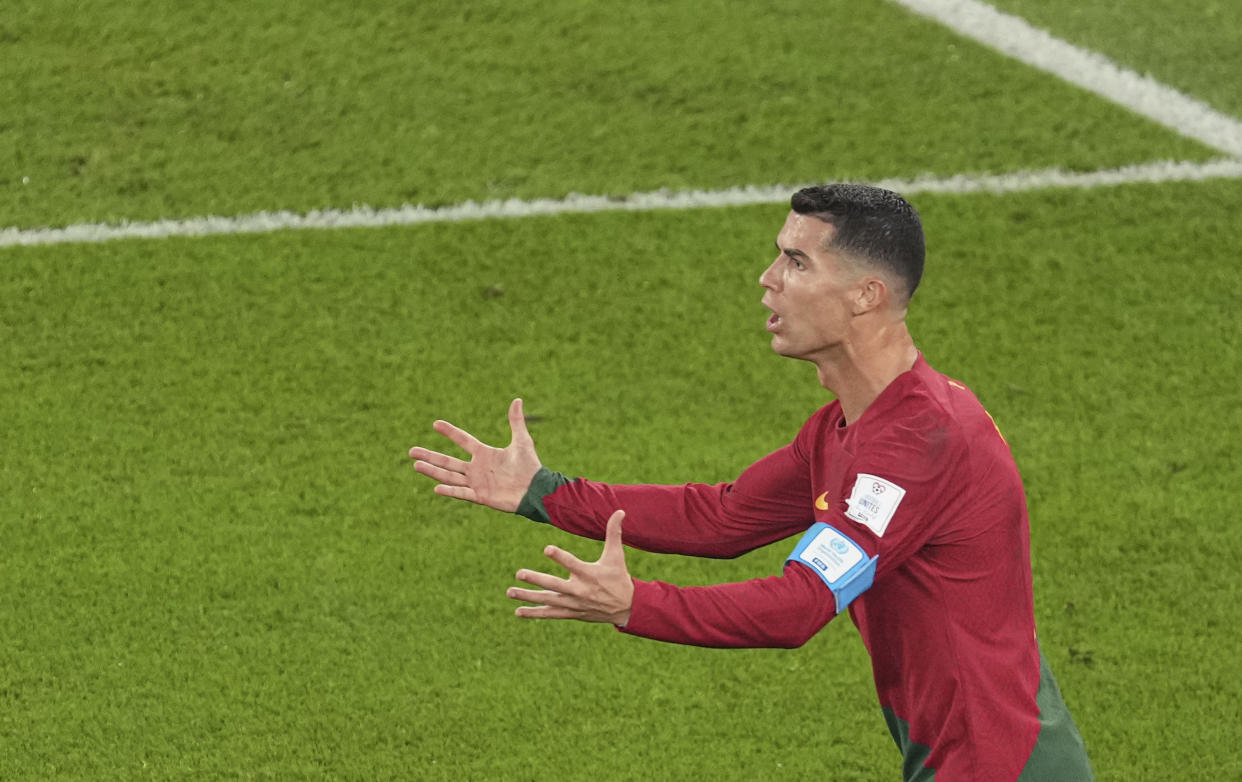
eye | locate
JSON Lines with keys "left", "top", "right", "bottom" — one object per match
{"left": 788, "top": 255, "right": 806, "bottom": 270}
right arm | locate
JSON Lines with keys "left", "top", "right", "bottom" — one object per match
{"left": 409, "top": 399, "right": 816, "bottom": 558}
{"left": 527, "top": 443, "right": 813, "bottom": 558}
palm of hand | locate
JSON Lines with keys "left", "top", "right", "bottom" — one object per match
{"left": 409, "top": 398, "right": 541, "bottom": 513}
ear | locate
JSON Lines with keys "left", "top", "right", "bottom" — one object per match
{"left": 851, "top": 276, "right": 889, "bottom": 315}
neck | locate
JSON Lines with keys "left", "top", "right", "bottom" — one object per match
{"left": 813, "top": 322, "right": 918, "bottom": 425}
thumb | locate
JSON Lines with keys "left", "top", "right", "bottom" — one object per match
{"left": 602, "top": 509, "right": 626, "bottom": 562}
{"left": 508, "top": 397, "right": 534, "bottom": 447}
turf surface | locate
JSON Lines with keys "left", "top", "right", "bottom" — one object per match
{"left": 4, "top": 181, "right": 1242, "bottom": 778}
{"left": 2, "top": 1, "right": 1241, "bottom": 779}
{"left": 989, "top": 0, "right": 1242, "bottom": 118}
{"left": 1, "top": 0, "right": 1215, "bottom": 228}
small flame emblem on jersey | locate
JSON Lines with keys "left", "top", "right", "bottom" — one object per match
{"left": 814, "top": 491, "right": 831, "bottom": 511}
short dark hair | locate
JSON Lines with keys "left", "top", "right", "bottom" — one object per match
{"left": 790, "top": 184, "right": 925, "bottom": 302}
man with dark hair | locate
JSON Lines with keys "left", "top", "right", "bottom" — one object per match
{"left": 410, "top": 184, "right": 1093, "bottom": 781}
{"left": 790, "top": 183, "right": 926, "bottom": 303}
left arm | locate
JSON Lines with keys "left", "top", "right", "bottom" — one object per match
{"left": 508, "top": 509, "right": 837, "bottom": 648}
{"left": 621, "top": 565, "right": 835, "bottom": 648}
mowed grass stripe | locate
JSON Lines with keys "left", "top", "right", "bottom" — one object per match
{"left": 892, "top": 0, "right": 1242, "bottom": 157}
{"left": 3, "top": 180, "right": 1241, "bottom": 779}
{"left": 4, "top": 158, "right": 1242, "bottom": 248}
{"left": 983, "top": 0, "right": 1242, "bottom": 120}
{"left": 1, "top": 0, "right": 1215, "bottom": 229}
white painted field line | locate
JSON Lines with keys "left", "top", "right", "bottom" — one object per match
{"left": 3, "top": 159, "right": 1242, "bottom": 248}
{"left": 891, "top": 0, "right": 1242, "bottom": 158}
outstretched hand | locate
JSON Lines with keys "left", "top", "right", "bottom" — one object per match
{"left": 409, "top": 398, "right": 541, "bottom": 513}
{"left": 507, "top": 509, "right": 634, "bottom": 626}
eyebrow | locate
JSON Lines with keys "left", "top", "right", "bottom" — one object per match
{"left": 775, "top": 241, "right": 811, "bottom": 260}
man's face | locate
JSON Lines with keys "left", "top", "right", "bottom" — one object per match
{"left": 759, "top": 210, "right": 863, "bottom": 361}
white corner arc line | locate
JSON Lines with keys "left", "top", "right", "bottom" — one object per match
{"left": 890, "top": 0, "right": 1242, "bottom": 158}
{"left": 3, "top": 159, "right": 1242, "bottom": 249}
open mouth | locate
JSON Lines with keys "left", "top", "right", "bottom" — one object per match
{"left": 763, "top": 299, "right": 781, "bottom": 332}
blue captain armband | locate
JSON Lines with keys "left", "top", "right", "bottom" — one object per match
{"left": 786, "top": 522, "right": 878, "bottom": 614}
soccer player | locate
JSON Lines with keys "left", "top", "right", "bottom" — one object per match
{"left": 409, "top": 184, "right": 1093, "bottom": 781}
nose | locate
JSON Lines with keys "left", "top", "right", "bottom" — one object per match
{"left": 759, "top": 256, "right": 781, "bottom": 290}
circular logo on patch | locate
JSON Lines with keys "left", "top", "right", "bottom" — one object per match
{"left": 872, "top": 483, "right": 885, "bottom": 494}
{"left": 830, "top": 539, "right": 849, "bottom": 555}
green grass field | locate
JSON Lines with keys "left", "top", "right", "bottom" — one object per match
{"left": 3, "top": 1, "right": 1241, "bottom": 779}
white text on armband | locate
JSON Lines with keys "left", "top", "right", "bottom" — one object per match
{"left": 786, "top": 522, "right": 878, "bottom": 613}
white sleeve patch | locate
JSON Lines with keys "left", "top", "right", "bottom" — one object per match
{"left": 844, "top": 473, "right": 906, "bottom": 537}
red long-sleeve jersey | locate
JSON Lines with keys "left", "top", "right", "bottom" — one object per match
{"left": 518, "top": 354, "right": 1091, "bottom": 781}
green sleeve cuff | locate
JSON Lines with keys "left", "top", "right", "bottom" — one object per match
{"left": 515, "top": 466, "right": 571, "bottom": 524}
